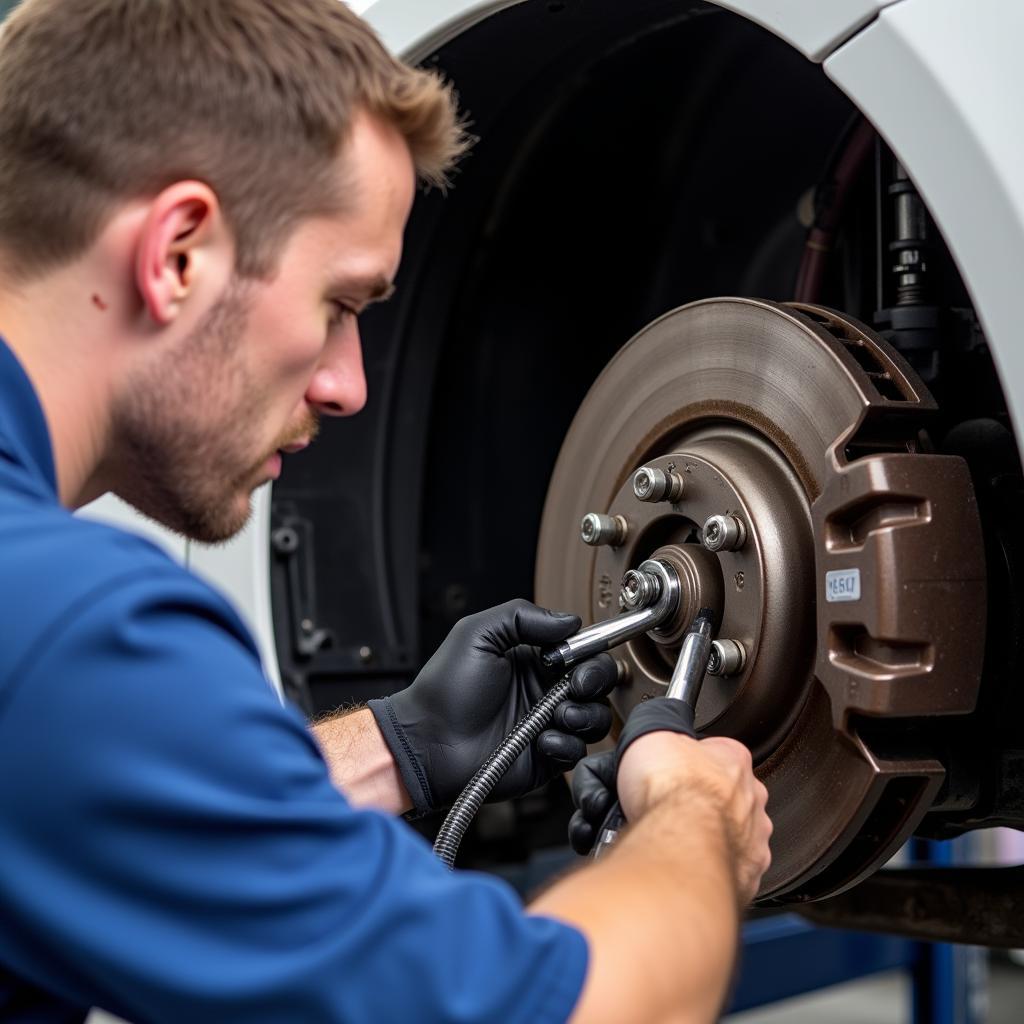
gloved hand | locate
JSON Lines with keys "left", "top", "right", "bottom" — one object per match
{"left": 368, "top": 599, "right": 617, "bottom": 815}
{"left": 568, "top": 696, "right": 697, "bottom": 854}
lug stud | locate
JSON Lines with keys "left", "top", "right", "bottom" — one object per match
{"left": 702, "top": 514, "right": 746, "bottom": 552}
{"left": 580, "top": 512, "right": 628, "bottom": 547}
{"left": 620, "top": 568, "right": 661, "bottom": 610}
{"left": 707, "top": 639, "right": 746, "bottom": 676}
{"left": 632, "top": 466, "right": 684, "bottom": 503}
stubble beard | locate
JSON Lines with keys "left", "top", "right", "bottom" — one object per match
{"left": 111, "top": 281, "right": 273, "bottom": 544}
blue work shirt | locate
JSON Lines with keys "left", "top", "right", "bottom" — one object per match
{"left": 0, "top": 337, "right": 588, "bottom": 1023}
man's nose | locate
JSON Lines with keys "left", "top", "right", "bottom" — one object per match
{"left": 305, "top": 325, "right": 367, "bottom": 417}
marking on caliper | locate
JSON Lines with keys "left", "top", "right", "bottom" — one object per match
{"left": 825, "top": 568, "right": 861, "bottom": 603}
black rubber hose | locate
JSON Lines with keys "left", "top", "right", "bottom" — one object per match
{"left": 433, "top": 678, "right": 573, "bottom": 869}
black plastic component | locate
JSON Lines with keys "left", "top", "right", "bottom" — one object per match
{"left": 873, "top": 154, "right": 944, "bottom": 385}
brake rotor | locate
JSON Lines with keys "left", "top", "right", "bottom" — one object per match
{"left": 535, "top": 297, "right": 986, "bottom": 901}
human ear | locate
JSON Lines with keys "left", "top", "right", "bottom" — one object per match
{"left": 134, "top": 181, "right": 230, "bottom": 325}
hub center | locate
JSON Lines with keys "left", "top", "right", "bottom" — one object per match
{"left": 588, "top": 430, "right": 814, "bottom": 757}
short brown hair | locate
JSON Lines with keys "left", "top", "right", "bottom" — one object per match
{"left": 0, "top": 0, "right": 467, "bottom": 279}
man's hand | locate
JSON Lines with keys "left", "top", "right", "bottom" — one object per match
{"left": 369, "top": 599, "right": 617, "bottom": 814}
{"left": 567, "top": 750, "right": 617, "bottom": 855}
{"left": 619, "top": 733, "right": 772, "bottom": 905}
{"left": 533, "top": 701, "right": 772, "bottom": 1024}
{"left": 568, "top": 698, "right": 771, "bottom": 906}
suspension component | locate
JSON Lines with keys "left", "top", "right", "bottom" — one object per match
{"left": 874, "top": 156, "right": 943, "bottom": 386}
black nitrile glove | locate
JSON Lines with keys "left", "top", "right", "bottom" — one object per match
{"left": 568, "top": 750, "right": 617, "bottom": 855}
{"left": 368, "top": 599, "right": 617, "bottom": 815}
{"left": 568, "top": 696, "right": 697, "bottom": 854}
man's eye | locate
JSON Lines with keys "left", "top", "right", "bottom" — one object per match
{"left": 329, "top": 301, "right": 357, "bottom": 328}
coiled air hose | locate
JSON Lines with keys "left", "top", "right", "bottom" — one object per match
{"left": 432, "top": 678, "right": 572, "bottom": 869}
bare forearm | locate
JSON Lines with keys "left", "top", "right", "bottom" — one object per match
{"left": 530, "top": 796, "right": 739, "bottom": 1024}
{"left": 312, "top": 707, "right": 412, "bottom": 814}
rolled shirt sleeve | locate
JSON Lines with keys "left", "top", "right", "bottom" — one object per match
{"left": 0, "top": 566, "right": 588, "bottom": 1023}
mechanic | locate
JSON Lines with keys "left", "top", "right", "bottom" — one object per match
{"left": 0, "top": 1, "right": 771, "bottom": 1022}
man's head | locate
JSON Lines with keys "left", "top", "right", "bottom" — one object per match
{"left": 0, "top": 0, "right": 465, "bottom": 540}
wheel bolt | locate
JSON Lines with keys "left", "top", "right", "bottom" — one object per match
{"left": 580, "top": 512, "right": 628, "bottom": 547}
{"left": 620, "top": 568, "right": 661, "bottom": 610}
{"left": 702, "top": 514, "right": 746, "bottom": 552}
{"left": 632, "top": 466, "right": 684, "bottom": 503}
{"left": 707, "top": 639, "right": 746, "bottom": 677}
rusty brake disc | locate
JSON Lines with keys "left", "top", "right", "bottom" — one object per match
{"left": 535, "top": 297, "right": 986, "bottom": 902}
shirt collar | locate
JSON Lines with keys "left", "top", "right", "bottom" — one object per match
{"left": 0, "top": 335, "right": 58, "bottom": 498}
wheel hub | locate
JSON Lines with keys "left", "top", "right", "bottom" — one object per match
{"left": 536, "top": 297, "right": 986, "bottom": 901}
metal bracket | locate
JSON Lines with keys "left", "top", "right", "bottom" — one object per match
{"left": 271, "top": 518, "right": 334, "bottom": 660}
{"left": 796, "top": 864, "right": 1024, "bottom": 948}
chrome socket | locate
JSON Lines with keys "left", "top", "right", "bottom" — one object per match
{"left": 702, "top": 513, "right": 747, "bottom": 552}
{"left": 707, "top": 639, "right": 747, "bottom": 676}
{"left": 620, "top": 568, "right": 661, "bottom": 610}
{"left": 632, "top": 465, "right": 684, "bottom": 503}
{"left": 580, "top": 512, "right": 628, "bottom": 547}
